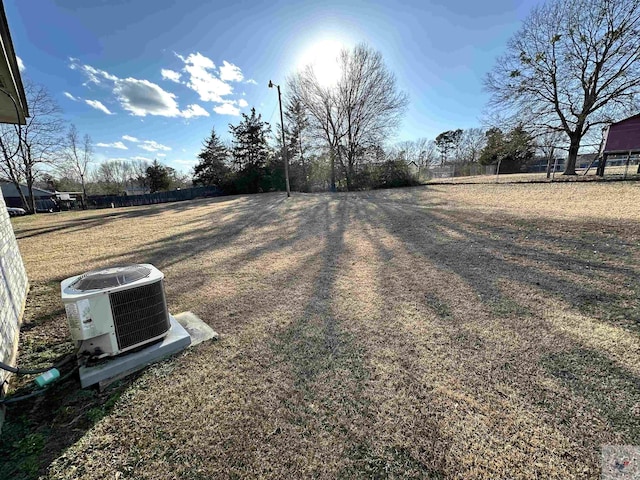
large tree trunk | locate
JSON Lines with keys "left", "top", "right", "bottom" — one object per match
{"left": 301, "top": 159, "right": 308, "bottom": 192}
{"left": 6, "top": 176, "right": 29, "bottom": 211}
{"left": 0, "top": 142, "right": 29, "bottom": 210}
{"left": 16, "top": 181, "right": 29, "bottom": 211}
{"left": 337, "top": 149, "right": 353, "bottom": 192}
{"left": 80, "top": 174, "right": 87, "bottom": 210}
{"left": 344, "top": 154, "right": 354, "bottom": 192}
{"left": 563, "top": 135, "right": 580, "bottom": 175}
{"left": 26, "top": 175, "right": 36, "bottom": 213}
{"left": 299, "top": 137, "right": 307, "bottom": 192}
{"left": 330, "top": 148, "right": 336, "bottom": 192}
{"left": 344, "top": 166, "right": 352, "bottom": 192}
{"left": 23, "top": 145, "right": 36, "bottom": 213}
{"left": 4, "top": 171, "right": 28, "bottom": 211}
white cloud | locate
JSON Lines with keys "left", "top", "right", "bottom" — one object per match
{"left": 117, "top": 135, "right": 172, "bottom": 153}
{"left": 219, "top": 60, "right": 243, "bottom": 82}
{"left": 114, "top": 77, "right": 181, "bottom": 117}
{"left": 139, "top": 140, "right": 171, "bottom": 152}
{"left": 85, "top": 99, "right": 113, "bottom": 115}
{"left": 154, "top": 53, "right": 254, "bottom": 116}
{"left": 178, "top": 52, "right": 233, "bottom": 103}
{"left": 63, "top": 92, "right": 77, "bottom": 101}
{"left": 17, "top": 57, "right": 25, "bottom": 72}
{"left": 245, "top": 79, "right": 258, "bottom": 85}
{"left": 180, "top": 103, "right": 209, "bottom": 119}
{"left": 96, "top": 141, "right": 128, "bottom": 150}
{"left": 161, "top": 69, "right": 181, "bottom": 83}
{"left": 69, "top": 58, "right": 205, "bottom": 118}
{"left": 238, "top": 98, "right": 248, "bottom": 108}
{"left": 131, "top": 156, "right": 152, "bottom": 162}
{"left": 69, "top": 58, "right": 117, "bottom": 85}
{"left": 213, "top": 102, "right": 241, "bottom": 116}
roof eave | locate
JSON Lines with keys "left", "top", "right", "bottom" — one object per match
{"left": 0, "top": 0, "right": 28, "bottom": 124}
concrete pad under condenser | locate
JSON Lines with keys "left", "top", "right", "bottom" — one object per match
{"left": 173, "top": 311, "right": 218, "bottom": 346}
{"left": 78, "top": 315, "right": 191, "bottom": 388}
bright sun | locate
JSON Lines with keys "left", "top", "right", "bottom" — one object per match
{"left": 296, "top": 38, "right": 346, "bottom": 87}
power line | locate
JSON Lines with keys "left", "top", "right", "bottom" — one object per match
{"left": 267, "top": 103, "right": 278, "bottom": 125}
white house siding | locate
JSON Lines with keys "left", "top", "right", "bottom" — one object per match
{"left": 0, "top": 193, "right": 28, "bottom": 408}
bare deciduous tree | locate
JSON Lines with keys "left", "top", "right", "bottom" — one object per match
{"left": 418, "top": 139, "right": 438, "bottom": 168}
{"left": 0, "top": 81, "right": 66, "bottom": 212}
{"left": 288, "top": 67, "right": 344, "bottom": 190}
{"left": 391, "top": 140, "right": 419, "bottom": 163}
{"left": 63, "top": 124, "right": 93, "bottom": 205}
{"left": 0, "top": 124, "right": 28, "bottom": 209}
{"left": 21, "top": 82, "right": 66, "bottom": 211}
{"left": 535, "top": 129, "right": 566, "bottom": 178}
{"left": 337, "top": 44, "right": 408, "bottom": 189}
{"left": 289, "top": 43, "right": 408, "bottom": 190}
{"left": 91, "top": 159, "right": 150, "bottom": 195}
{"left": 485, "top": 0, "right": 640, "bottom": 175}
{"left": 131, "top": 159, "right": 150, "bottom": 191}
{"left": 390, "top": 138, "right": 436, "bottom": 168}
{"left": 459, "top": 128, "right": 486, "bottom": 164}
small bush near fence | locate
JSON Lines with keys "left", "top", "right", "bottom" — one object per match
{"left": 351, "top": 160, "right": 421, "bottom": 190}
{"left": 88, "top": 186, "right": 222, "bottom": 209}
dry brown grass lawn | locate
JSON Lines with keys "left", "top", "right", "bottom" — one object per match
{"left": 4, "top": 182, "right": 640, "bottom": 479}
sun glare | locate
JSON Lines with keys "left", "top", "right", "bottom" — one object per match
{"left": 296, "top": 38, "right": 346, "bottom": 87}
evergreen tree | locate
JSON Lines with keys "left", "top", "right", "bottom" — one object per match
{"left": 479, "top": 128, "right": 506, "bottom": 166}
{"left": 146, "top": 160, "right": 171, "bottom": 193}
{"left": 435, "top": 129, "right": 463, "bottom": 166}
{"left": 229, "top": 108, "right": 271, "bottom": 193}
{"left": 193, "top": 128, "right": 229, "bottom": 187}
{"left": 479, "top": 126, "right": 534, "bottom": 174}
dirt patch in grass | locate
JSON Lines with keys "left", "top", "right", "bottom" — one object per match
{"left": 3, "top": 184, "right": 640, "bottom": 479}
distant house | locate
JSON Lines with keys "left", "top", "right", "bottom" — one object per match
{"left": 407, "top": 160, "right": 419, "bottom": 177}
{"left": 0, "top": 180, "right": 55, "bottom": 211}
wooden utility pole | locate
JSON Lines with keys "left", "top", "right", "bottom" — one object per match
{"left": 269, "top": 80, "right": 290, "bottom": 198}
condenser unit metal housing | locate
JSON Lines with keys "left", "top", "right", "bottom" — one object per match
{"left": 61, "top": 264, "right": 171, "bottom": 358}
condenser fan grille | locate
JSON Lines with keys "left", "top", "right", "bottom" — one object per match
{"left": 109, "top": 281, "right": 170, "bottom": 350}
{"left": 70, "top": 265, "right": 151, "bottom": 291}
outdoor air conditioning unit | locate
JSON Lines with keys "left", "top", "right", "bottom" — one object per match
{"left": 61, "top": 264, "right": 171, "bottom": 358}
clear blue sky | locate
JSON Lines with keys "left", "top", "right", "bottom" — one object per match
{"left": 6, "top": 0, "right": 540, "bottom": 173}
